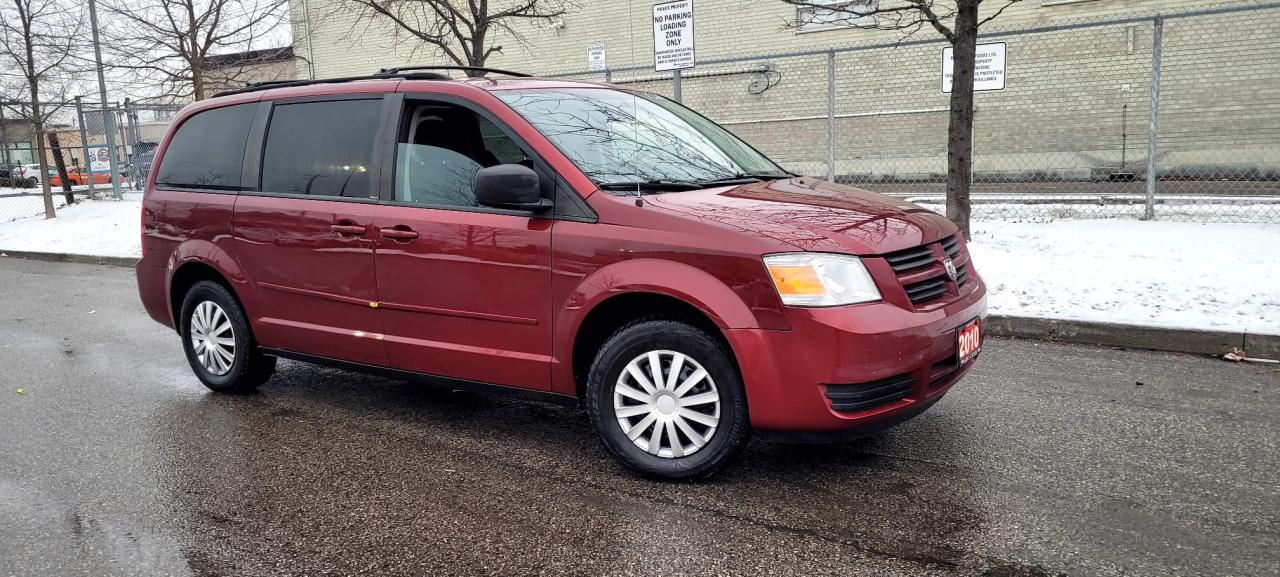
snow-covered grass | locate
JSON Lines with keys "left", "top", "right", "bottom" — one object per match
{"left": 968, "top": 220, "right": 1280, "bottom": 334}
{"left": 0, "top": 193, "right": 141, "bottom": 257}
{"left": 1, "top": 196, "right": 1277, "bottom": 334}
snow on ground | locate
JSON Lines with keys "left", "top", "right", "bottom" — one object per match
{"left": 0, "top": 195, "right": 1277, "bottom": 334}
{"left": 0, "top": 193, "right": 141, "bottom": 257}
{"left": 968, "top": 220, "right": 1280, "bottom": 334}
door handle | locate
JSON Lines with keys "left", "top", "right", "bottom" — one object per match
{"left": 330, "top": 224, "right": 367, "bottom": 236}
{"left": 379, "top": 226, "right": 419, "bottom": 241}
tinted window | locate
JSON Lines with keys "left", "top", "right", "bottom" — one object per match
{"left": 156, "top": 103, "right": 255, "bottom": 189}
{"left": 395, "top": 102, "right": 528, "bottom": 208}
{"left": 261, "top": 99, "right": 381, "bottom": 198}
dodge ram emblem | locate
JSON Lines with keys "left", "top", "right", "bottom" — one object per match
{"left": 943, "top": 258, "right": 958, "bottom": 282}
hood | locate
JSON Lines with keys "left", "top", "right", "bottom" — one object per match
{"left": 646, "top": 177, "right": 956, "bottom": 254}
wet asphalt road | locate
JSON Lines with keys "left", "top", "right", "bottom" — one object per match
{"left": 0, "top": 257, "right": 1277, "bottom": 577}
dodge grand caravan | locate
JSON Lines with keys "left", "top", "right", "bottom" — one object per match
{"left": 136, "top": 67, "right": 986, "bottom": 479}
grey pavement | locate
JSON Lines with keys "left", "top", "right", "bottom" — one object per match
{"left": 0, "top": 257, "right": 1277, "bottom": 577}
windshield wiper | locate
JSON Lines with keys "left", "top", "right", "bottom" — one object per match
{"left": 695, "top": 171, "right": 793, "bottom": 186}
{"left": 598, "top": 180, "right": 704, "bottom": 192}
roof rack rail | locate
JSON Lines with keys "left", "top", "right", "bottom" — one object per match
{"left": 376, "top": 65, "right": 531, "bottom": 78}
{"left": 214, "top": 71, "right": 452, "bottom": 98}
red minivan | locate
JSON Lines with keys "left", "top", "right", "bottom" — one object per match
{"left": 136, "top": 67, "right": 985, "bottom": 479}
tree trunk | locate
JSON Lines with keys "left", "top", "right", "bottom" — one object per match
{"left": 28, "top": 86, "right": 54, "bottom": 219}
{"left": 945, "top": 0, "right": 979, "bottom": 239}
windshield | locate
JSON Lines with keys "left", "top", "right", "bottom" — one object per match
{"left": 494, "top": 88, "right": 787, "bottom": 190}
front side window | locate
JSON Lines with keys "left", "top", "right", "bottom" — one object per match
{"left": 395, "top": 101, "right": 529, "bottom": 208}
{"left": 260, "top": 99, "right": 381, "bottom": 198}
{"left": 156, "top": 103, "right": 256, "bottom": 189}
{"left": 494, "top": 88, "right": 785, "bottom": 191}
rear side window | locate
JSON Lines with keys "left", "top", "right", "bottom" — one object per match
{"left": 156, "top": 103, "right": 256, "bottom": 189}
{"left": 260, "top": 99, "right": 381, "bottom": 198}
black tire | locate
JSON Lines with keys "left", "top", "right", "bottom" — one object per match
{"left": 586, "top": 319, "right": 751, "bottom": 480}
{"left": 179, "top": 280, "right": 275, "bottom": 393}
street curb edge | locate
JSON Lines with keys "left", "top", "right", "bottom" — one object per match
{"left": 1, "top": 250, "right": 138, "bottom": 268}
{"left": 986, "top": 315, "right": 1278, "bottom": 360}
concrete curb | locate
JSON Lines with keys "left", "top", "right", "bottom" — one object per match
{"left": 1, "top": 250, "right": 138, "bottom": 268}
{"left": 2, "top": 250, "right": 1276, "bottom": 360}
{"left": 986, "top": 315, "right": 1279, "bottom": 360}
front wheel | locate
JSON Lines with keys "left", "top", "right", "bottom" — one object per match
{"left": 586, "top": 319, "right": 751, "bottom": 480}
{"left": 179, "top": 280, "right": 275, "bottom": 393}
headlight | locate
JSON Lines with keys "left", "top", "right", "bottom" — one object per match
{"left": 763, "top": 253, "right": 881, "bottom": 307}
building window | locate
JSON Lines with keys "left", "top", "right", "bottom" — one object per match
{"left": 797, "top": 0, "right": 878, "bottom": 32}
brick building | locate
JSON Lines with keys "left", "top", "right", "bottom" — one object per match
{"left": 289, "top": 0, "right": 1279, "bottom": 185}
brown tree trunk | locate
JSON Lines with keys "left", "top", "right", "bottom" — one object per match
{"left": 28, "top": 86, "right": 54, "bottom": 219}
{"left": 945, "top": 0, "right": 979, "bottom": 239}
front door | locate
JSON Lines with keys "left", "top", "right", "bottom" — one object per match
{"left": 372, "top": 97, "right": 554, "bottom": 390}
{"left": 232, "top": 96, "right": 389, "bottom": 366}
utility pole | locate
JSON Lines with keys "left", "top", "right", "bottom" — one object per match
{"left": 88, "top": 0, "right": 123, "bottom": 199}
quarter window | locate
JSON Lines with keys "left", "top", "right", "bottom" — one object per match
{"left": 260, "top": 99, "right": 381, "bottom": 198}
{"left": 156, "top": 103, "right": 256, "bottom": 189}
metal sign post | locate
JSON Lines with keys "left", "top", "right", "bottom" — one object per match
{"left": 88, "top": 0, "right": 122, "bottom": 199}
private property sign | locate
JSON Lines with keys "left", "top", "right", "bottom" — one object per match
{"left": 942, "top": 42, "right": 1007, "bottom": 93}
{"left": 652, "top": 0, "right": 695, "bottom": 71}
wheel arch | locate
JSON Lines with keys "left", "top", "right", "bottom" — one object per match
{"left": 561, "top": 258, "right": 761, "bottom": 398}
{"left": 165, "top": 240, "right": 253, "bottom": 331}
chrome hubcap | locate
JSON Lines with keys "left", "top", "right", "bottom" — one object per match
{"left": 613, "top": 350, "right": 720, "bottom": 459}
{"left": 190, "top": 301, "right": 235, "bottom": 376}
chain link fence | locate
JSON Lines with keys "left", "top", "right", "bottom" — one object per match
{"left": 552, "top": 2, "right": 1280, "bottom": 223}
{"left": 0, "top": 100, "right": 178, "bottom": 223}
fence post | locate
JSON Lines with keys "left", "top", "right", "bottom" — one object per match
{"left": 75, "top": 96, "right": 95, "bottom": 197}
{"left": 673, "top": 68, "right": 683, "bottom": 102}
{"left": 125, "top": 102, "right": 141, "bottom": 189}
{"left": 826, "top": 50, "right": 836, "bottom": 182}
{"left": 0, "top": 105, "right": 9, "bottom": 168}
{"left": 1144, "top": 16, "right": 1163, "bottom": 221}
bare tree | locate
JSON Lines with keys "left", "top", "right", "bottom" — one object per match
{"left": 340, "top": 0, "right": 570, "bottom": 73}
{"left": 0, "top": 0, "right": 82, "bottom": 218}
{"left": 102, "top": 0, "right": 289, "bottom": 102}
{"left": 783, "top": 0, "right": 1022, "bottom": 238}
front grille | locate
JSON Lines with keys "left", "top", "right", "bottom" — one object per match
{"left": 941, "top": 235, "right": 960, "bottom": 258}
{"left": 881, "top": 234, "right": 972, "bottom": 306}
{"left": 904, "top": 277, "right": 947, "bottom": 303}
{"left": 884, "top": 245, "right": 935, "bottom": 273}
{"left": 824, "top": 373, "right": 915, "bottom": 413}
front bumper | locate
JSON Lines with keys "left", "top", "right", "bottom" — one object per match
{"left": 726, "top": 277, "right": 987, "bottom": 433}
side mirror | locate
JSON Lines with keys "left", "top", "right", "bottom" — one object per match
{"left": 475, "top": 164, "right": 551, "bottom": 212}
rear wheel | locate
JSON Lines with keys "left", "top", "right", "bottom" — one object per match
{"left": 586, "top": 319, "right": 750, "bottom": 480}
{"left": 179, "top": 280, "right": 275, "bottom": 393}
